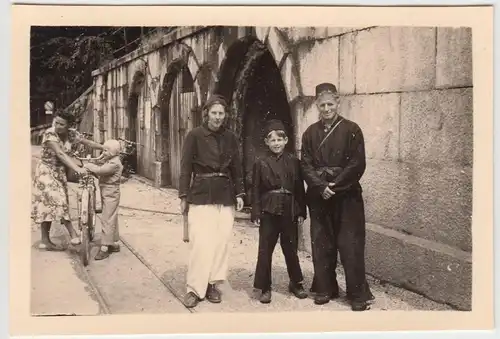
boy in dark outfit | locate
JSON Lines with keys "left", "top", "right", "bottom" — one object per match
{"left": 251, "top": 119, "right": 308, "bottom": 304}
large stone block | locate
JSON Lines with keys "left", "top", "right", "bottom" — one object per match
{"left": 340, "top": 93, "right": 400, "bottom": 161}
{"left": 436, "top": 27, "right": 473, "bottom": 88}
{"left": 267, "top": 27, "right": 288, "bottom": 66}
{"left": 277, "top": 27, "right": 315, "bottom": 43}
{"left": 280, "top": 57, "right": 300, "bottom": 102}
{"left": 326, "top": 27, "right": 370, "bottom": 37}
{"left": 365, "top": 223, "right": 471, "bottom": 310}
{"left": 400, "top": 88, "right": 473, "bottom": 167}
{"left": 339, "top": 32, "right": 356, "bottom": 94}
{"left": 362, "top": 159, "right": 472, "bottom": 252}
{"left": 254, "top": 27, "right": 270, "bottom": 42}
{"left": 355, "top": 27, "right": 436, "bottom": 93}
{"left": 297, "top": 219, "right": 472, "bottom": 310}
{"left": 277, "top": 27, "right": 371, "bottom": 43}
{"left": 296, "top": 38, "right": 339, "bottom": 96}
{"left": 292, "top": 97, "right": 320, "bottom": 151}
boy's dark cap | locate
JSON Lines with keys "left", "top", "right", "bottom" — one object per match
{"left": 264, "top": 119, "right": 287, "bottom": 137}
{"left": 203, "top": 94, "right": 228, "bottom": 111}
{"left": 315, "top": 83, "right": 338, "bottom": 97}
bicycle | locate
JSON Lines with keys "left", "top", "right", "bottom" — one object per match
{"left": 118, "top": 138, "right": 139, "bottom": 179}
{"left": 69, "top": 152, "right": 103, "bottom": 266}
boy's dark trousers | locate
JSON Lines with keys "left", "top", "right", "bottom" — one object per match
{"left": 253, "top": 212, "right": 304, "bottom": 291}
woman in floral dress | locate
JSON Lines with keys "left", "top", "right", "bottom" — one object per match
{"left": 32, "top": 111, "right": 104, "bottom": 251}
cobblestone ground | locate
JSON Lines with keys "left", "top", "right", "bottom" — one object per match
{"left": 30, "top": 146, "right": 452, "bottom": 315}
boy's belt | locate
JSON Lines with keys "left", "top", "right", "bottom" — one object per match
{"left": 196, "top": 172, "right": 229, "bottom": 178}
{"left": 315, "top": 166, "right": 343, "bottom": 178}
{"left": 267, "top": 187, "right": 292, "bottom": 195}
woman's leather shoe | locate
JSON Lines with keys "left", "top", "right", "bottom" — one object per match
{"left": 206, "top": 284, "right": 221, "bottom": 303}
{"left": 184, "top": 292, "right": 200, "bottom": 308}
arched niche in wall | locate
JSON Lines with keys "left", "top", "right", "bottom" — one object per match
{"left": 157, "top": 59, "right": 198, "bottom": 188}
{"left": 127, "top": 70, "right": 146, "bottom": 174}
{"left": 215, "top": 36, "right": 292, "bottom": 206}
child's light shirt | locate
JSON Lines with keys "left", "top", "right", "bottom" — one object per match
{"left": 84, "top": 156, "right": 123, "bottom": 186}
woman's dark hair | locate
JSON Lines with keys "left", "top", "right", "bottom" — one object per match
{"left": 54, "top": 109, "right": 76, "bottom": 126}
{"left": 202, "top": 94, "right": 230, "bottom": 124}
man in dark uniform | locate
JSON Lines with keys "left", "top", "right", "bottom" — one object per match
{"left": 300, "top": 83, "right": 373, "bottom": 311}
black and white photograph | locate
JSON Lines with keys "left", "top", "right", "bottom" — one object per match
{"left": 11, "top": 4, "right": 494, "bottom": 336}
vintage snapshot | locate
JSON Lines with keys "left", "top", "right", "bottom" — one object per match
{"left": 11, "top": 4, "right": 493, "bottom": 336}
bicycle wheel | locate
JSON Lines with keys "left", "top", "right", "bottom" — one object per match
{"left": 80, "top": 189, "right": 91, "bottom": 266}
{"left": 88, "top": 186, "right": 96, "bottom": 241}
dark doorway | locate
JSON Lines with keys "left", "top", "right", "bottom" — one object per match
{"left": 216, "top": 38, "right": 293, "bottom": 206}
{"left": 127, "top": 93, "right": 139, "bottom": 173}
{"left": 159, "top": 62, "right": 198, "bottom": 188}
{"left": 127, "top": 71, "right": 145, "bottom": 174}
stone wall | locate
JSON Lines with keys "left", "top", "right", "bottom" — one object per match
{"left": 283, "top": 26, "right": 473, "bottom": 310}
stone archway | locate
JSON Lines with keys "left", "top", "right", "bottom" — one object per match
{"left": 216, "top": 36, "right": 293, "bottom": 205}
{"left": 158, "top": 60, "right": 199, "bottom": 188}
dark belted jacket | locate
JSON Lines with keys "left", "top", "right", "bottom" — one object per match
{"left": 300, "top": 117, "right": 366, "bottom": 203}
{"left": 250, "top": 150, "right": 307, "bottom": 222}
{"left": 179, "top": 123, "right": 245, "bottom": 206}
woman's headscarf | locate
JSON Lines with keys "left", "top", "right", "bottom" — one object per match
{"left": 103, "top": 139, "right": 122, "bottom": 157}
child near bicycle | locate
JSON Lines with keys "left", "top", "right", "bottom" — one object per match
{"left": 83, "top": 139, "right": 124, "bottom": 260}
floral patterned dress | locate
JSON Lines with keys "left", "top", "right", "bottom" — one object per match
{"left": 31, "top": 127, "right": 81, "bottom": 224}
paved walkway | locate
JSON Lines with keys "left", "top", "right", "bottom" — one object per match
{"left": 31, "top": 146, "right": 101, "bottom": 316}
{"left": 30, "top": 146, "right": 451, "bottom": 315}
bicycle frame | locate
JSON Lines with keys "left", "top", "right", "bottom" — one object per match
{"left": 78, "top": 174, "right": 95, "bottom": 224}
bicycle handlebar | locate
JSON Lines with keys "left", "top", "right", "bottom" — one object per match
{"left": 118, "top": 138, "right": 139, "bottom": 146}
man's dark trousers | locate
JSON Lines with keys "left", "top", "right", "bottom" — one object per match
{"left": 253, "top": 212, "right": 304, "bottom": 291}
{"left": 309, "top": 188, "right": 371, "bottom": 302}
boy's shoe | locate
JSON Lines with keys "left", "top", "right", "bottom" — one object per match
{"left": 206, "top": 284, "right": 221, "bottom": 303}
{"left": 351, "top": 300, "right": 369, "bottom": 311}
{"left": 184, "top": 292, "right": 200, "bottom": 308}
{"left": 289, "top": 282, "right": 308, "bottom": 299}
{"left": 260, "top": 290, "right": 272, "bottom": 304}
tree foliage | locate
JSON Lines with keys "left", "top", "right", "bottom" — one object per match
{"left": 30, "top": 26, "right": 162, "bottom": 126}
